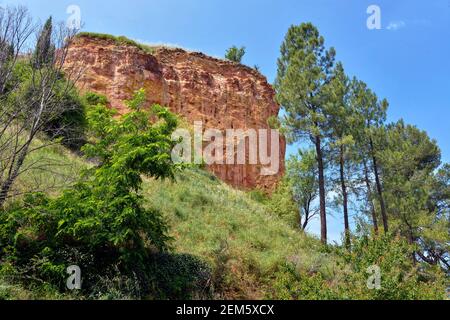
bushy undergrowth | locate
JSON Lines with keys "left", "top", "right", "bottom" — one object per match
{"left": 270, "top": 235, "right": 446, "bottom": 300}
{"left": 0, "top": 90, "right": 213, "bottom": 300}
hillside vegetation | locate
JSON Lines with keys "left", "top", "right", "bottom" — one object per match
{"left": 1, "top": 139, "right": 329, "bottom": 299}
{"left": 0, "top": 7, "right": 447, "bottom": 301}
{"left": 1, "top": 139, "right": 446, "bottom": 300}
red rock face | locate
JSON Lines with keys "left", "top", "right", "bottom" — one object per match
{"left": 64, "top": 36, "right": 285, "bottom": 191}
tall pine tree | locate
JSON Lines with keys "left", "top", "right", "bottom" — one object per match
{"left": 326, "top": 62, "right": 354, "bottom": 247}
{"left": 351, "top": 80, "right": 389, "bottom": 233}
{"left": 275, "top": 23, "right": 336, "bottom": 244}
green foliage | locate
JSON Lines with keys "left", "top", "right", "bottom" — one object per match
{"left": 0, "top": 89, "right": 185, "bottom": 297}
{"left": 145, "top": 253, "right": 212, "bottom": 299}
{"left": 376, "top": 121, "right": 449, "bottom": 270}
{"left": 271, "top": 235, "right": 447, "bottom": 300}
{"left": 338, "top": 235, "right": 446, "bottom": 299}
{"left": 225, "top": 46, "right": 246, "bottom": 63}
{"left": 44, "top": 85, "right": 87, "bottom": 150}
{"left": 271, "top": 263, "right": 338, "bottom": 300}
{"left": 4, "top": 59, "right": 87, "bottom": 150}
{"left": 265, "top": 178, "right": 299, "bottom": 228}
{"left": 33, "top": 17, "right": 55, "bottom": 68}
{"left": 61, "top": 88, "right": 179, "bottom": 260}
{"left": 286, "top": 149, "right": 319, "bottom": 230}
{"left": 275, "top": 22, "right": 336, "bottom": 143}
{"left": 83, "top": 92, "right": 109, "bottom": 106}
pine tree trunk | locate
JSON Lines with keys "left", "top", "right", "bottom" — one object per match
{"left": 369, "top": 137, "right": 388, "bottom": 233}
{"left": 363, "top": 157, "right": 379, "bottom": 234}
{"left": 339, "top": 145, "right": 350, "bottom": 248}
{"left": 315, "top": 135, "right": 327, "bottom": 244}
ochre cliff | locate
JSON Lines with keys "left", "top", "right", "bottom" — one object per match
{"left": 64, "top": 35, "right": 285, "bottom": 191}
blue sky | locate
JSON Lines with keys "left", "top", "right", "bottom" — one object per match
{"left": 3, "top": 0, "right": 449, "bottom": 243}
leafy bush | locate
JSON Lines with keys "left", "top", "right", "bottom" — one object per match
{"left": 0, "top": 89, "right": 187, "bottom": 297}
{"left": 265, "top": 178, "right": 299, "bottom": 228}
{"left": 44, "top": 85, "right": 87, "bottom": 150}
{"left": 270, "top": 234, "right": 447, "bottom": 300}
{"left": 83, "top": 92, "right": 109, "bottom": 106}
{"left": 335, "top": 234, "right": 447, "bottom": 299}
{"left": 270, "top": 263, "right": 339, "bottom": 300}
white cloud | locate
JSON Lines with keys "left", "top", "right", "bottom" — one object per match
{"left": 386, "top": 21, "right": 406, "bottom": 31}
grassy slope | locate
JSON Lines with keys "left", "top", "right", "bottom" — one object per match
{"left": 144, "top": 168, "right": 333, "bottom": 299}
{"left": 2, "top": 144, "right": 335, "bottom": 299}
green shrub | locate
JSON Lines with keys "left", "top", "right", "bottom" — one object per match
{"left": 83, "top": 92, "right": 108, "bottom": 106}
{"left": 225, "top": 46, "right": 246, "bottom": 63}
{"left": 270, "top": 263, "right": 339, "bottom": 300}
{"left": 0, "top": 89, "right": 186, "bottom": 297}
{"left": 334, "top": 234, "right": 447, "bottom": 300}
{"left": 265, "top": 178, "right": 299, "bottom": 228}
{"left": 269, "top": 234, "right": 447, "bottom": 300}
{"left": 44, "top": 85, "right": 87, "bottom": 150}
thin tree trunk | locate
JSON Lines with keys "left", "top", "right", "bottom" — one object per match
{"left": 369, "top": 137, "right": 388, "bottom": 233}
{"left": 363, "top": 157, "right": 378, "bottom": 234}
{"left": 301, "top": 195, "right": 312, "bottom": 231}
{"left": 315, "top": 135, "right": 327, "bottom": 244}
{"left": 0, "top": 142, "right": 31, "bottom": 208}
{"left": 339, "top": 145, "right": 350, "bottom": 248}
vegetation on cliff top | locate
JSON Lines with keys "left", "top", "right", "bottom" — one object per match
{"left": 76, "top": 32, "right": 264, "bottom": 75}
{"left": 76, "top": 32, "right": 157, "bottom": 54}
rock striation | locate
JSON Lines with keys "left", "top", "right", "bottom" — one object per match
{"left": 64, "top": 35, "right": 286, "bottom": 191}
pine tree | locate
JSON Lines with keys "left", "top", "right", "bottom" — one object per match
{"left": 380, "top": 120, "right": 445, "bottom": 265}
{"left": 326, "top": 62, "right": 354, "bottom": 247}
{"left": 33, "top": 16, "right": 55, "bottom": 68}
{"left": 351, "top": 79, "right": 389, "bottom": 233}
{"left": 275, "top": 23, "right": 336, "bottom": 244}
{"left": 225, "top": 46, "right": 245, "bottom": 63}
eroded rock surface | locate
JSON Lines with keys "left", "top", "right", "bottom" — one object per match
{"left": 64, "top": 35, "right": 286, "bottom": 191}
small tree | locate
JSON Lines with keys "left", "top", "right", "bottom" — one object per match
{"left": 286, "top": 149, "right": 319, "bottom": 231}
{"left": 1, "top": 89, "right": 180, "bottom": 269}
{"left": 33, "top": 16, "right": 55, "bottom": 68}
{"left": 225, "top": 46, "right": 245, "bottom": 63}
{"left": 0, "top": 6, "right": 34, "bottom": 95}
{"left": 0, "top": 7, "right": 80, "bottom": 207}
